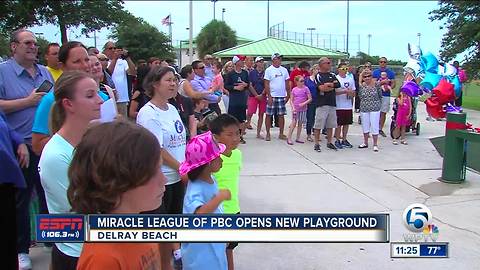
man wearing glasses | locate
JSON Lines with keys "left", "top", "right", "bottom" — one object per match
{"left": 372, "top": 57, "right": 396, "bottom": 137}
{"left": 102, "top": 41, "right": 137, "bottom": 117}
{"left": 313, "top": 57, "right": 340, "bottom": 152}
{"left": 0, "top": 29, "right": 53, "bottom": 270}
{"left": 191, "top": 60, "right": 221, "bottom": 114}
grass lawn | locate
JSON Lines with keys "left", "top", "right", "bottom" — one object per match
{"left": 463, "top": 81, "right": 480, "bottom": 111}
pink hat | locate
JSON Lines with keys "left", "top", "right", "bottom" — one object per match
{"left": 179, "top": 131, "right": 226, "bottom": 176}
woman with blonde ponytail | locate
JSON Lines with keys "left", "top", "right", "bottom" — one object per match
{"left": 38, "top": 71, "right": 104, "bottom": 269}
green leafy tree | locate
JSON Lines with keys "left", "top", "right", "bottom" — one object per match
{"left": 429, "top": 0, "right": 480, "bottom": 79}
{"left": 0, "top": 0, "right": 127, "bottom": 44}
{"left": 0, "top": 33, "right": 9, "bottom": 59}
{"left": 36, "top": 36, "right": 52, "bottom": 66}
{"left": 352, "top": 52, "right": 406, "bottom": 66}
{"left": 109, "top": 15, "right": 175, "bottom": 61}
{"left": 196, "top": 20, "right": 237, "bottom": 58}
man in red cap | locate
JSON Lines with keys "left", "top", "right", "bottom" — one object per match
{"left": 224, "top": 55, "right": 251, "bottom": 144}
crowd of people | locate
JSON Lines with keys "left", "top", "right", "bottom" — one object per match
{"left": 1, "top": 29, "right": 433, "bottom": 270}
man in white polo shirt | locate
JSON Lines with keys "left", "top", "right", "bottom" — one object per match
{"left": 103, "top": 41, "right": 136, "bottom": 117}
{"left": 264, "top": 53, "right": 290, "bottom": 141}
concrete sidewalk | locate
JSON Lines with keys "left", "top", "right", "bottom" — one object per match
{"left": 234, "top": 104, "right": 480, "bottom": 269}
{"left": 30, "top": 103, "right": 480, "bottom": 269}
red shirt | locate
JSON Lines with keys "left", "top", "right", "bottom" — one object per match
{"left": 289, "top": 68, "right": 310, "bottom": 89}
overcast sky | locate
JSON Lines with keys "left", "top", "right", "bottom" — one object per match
{"left": 30, "top": 1, "right": 451, "bottom": 61}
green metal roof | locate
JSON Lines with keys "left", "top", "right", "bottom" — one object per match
{"left": 212, "top": 37, "right": 347, "bottom": 59}
{"left": 174, "top": 36, "right": 253, "bottom": 49}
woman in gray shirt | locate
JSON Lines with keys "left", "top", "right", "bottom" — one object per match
{"left": 358, "top": 70, "right": 383, "bottom": 152}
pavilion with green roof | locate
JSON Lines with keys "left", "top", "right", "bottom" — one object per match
{"left": 212, "top": 37, "right": 347, "bottom": 61}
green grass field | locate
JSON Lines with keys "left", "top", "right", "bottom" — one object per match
{"left": 463, "top": 81, "right": 480, "bottom": 111}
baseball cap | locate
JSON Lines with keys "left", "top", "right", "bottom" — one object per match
{"left": 271, "top": 53, "right": 282, "bottom": 60}
{"left": 232, "top": 55, "right": 246, "bottom": 64}
{"left": 255, "top": 56, "right": 264, "bottom": 63}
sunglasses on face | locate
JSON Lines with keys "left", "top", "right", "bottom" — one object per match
{"left": 107, "top": 47, "right": 116, "bottom": 50}
{"left": 298, "top": 80, "right": 305, "bottom": 82}
{"left": 339, "top": 67, "right": 348, "bottom": 71}
{"left": 196, "top": 66, "right": 205, "bottom": 69}
{"left": 364, "top": 75, "right": 372, "bottom": 78}
{"left": 98, "top": 58, "right": 108, "bottom": 61}
{"left": 379, "top": 61, "right": 386, "bottom": 63}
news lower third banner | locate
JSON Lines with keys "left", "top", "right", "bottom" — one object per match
{"left": 37, "top": 214, "right": 389, "bottom": 243}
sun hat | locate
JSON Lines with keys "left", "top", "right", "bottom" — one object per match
{"left": 178, "top": 131, "right": 226, "bottom": 176}
{"left": 232, "top": 55, "right": 246, "bottom": 64}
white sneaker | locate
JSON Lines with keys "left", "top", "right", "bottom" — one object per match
{"left": 18, "top": 253, "right": 32, "bottom": 270}
{"left": 373, "top": 145, "right": 379, "bottom": 152}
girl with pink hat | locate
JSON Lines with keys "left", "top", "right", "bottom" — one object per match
{"left": 179, "top": 131, "right": 231, "bottom": 270}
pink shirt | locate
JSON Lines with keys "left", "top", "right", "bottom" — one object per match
{"left": 291, "top": 86, "right": 310, "bottom": 112}
{"left": 211, "top": 74, "right": 224, "bottom": 91}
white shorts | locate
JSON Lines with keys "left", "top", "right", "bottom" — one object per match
{"left": 380, "top": 96, "right": 391, "bottom": 113}
{"left": 361, "top": 111, "right": 380, "bottom": 135}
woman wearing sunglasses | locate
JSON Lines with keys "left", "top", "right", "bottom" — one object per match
{"left": 357, "top": 69, "right": 383, "bottom": 152}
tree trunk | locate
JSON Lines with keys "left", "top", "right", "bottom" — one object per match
{"left": 59, "top": 22, "right": 68, "bottom": 44}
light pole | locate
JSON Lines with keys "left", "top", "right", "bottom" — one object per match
{"left": 346, "top": 0, "right": 350, "bottom": 56}
{"left": 212, "top": 0, "right": 217, "bottom": 20}
{"left": 367, "top": 34, "right": 371, "bottom": 55}
{"left": 417, "top": 33, "right": 421, "bottom": 48}
{"left": 189, "top": 0, "right": 193, "bottom": 63}
{"left": 307, "top": 28, "right": 316, "bottom": 47}
{"left": 222, "top": 8, "right": 225, "bottom": 21}
{"left": 267, "top": 0, "right": 270, "bottom": 36}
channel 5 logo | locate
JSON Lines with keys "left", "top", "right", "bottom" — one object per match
{"left": 402, "top": 203, "right": 432, "bottom": 232}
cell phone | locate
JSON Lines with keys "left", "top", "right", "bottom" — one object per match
{"left": 36, "top": 80, "right": 54, "bottom": 93}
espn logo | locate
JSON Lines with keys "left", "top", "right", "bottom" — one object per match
{"left": 39, "top": 217, "right": 83, "bottom": 230}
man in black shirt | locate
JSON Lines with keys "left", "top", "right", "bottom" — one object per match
{"left": 313, "top": 57, "right": 341, "bottom": 151}
{"left": 224, "top": 55, "right": 251, "bottom": 143}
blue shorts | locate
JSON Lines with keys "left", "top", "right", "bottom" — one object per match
{"left": 266, "top": 97, "right": 287, "bottom": 116}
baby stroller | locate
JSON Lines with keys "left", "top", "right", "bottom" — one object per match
{"left": 390, "top": 97, "right": 420, "bottom": 139}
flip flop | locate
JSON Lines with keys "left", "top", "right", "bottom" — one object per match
{"left": 265, "top": 135, "right": 271, "bottom": 141}
{"left": 287, "top": 140, "right": 294, "bottom": 145}
{"left": 295, "top": 140, "right": 305, "bottom": 144}
{"left": 278, "top": 134, "right": 287, "bottom": 140}
{"left": 256, "top": 134, "right": 265, "bottom": 139}
{"left": 307, "top": 137, "right": 314, "bottom": 142}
